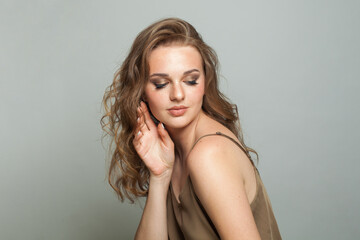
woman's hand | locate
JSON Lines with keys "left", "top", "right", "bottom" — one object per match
{"left": 133, "top": 101, "right": 175, "bottom": 179}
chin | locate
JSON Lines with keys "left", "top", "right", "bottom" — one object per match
{"left": 164, "top": 123, "right": 188, "bottom": 129}
{"left": 161, "top": 117, "right": 194, "bottom": 130}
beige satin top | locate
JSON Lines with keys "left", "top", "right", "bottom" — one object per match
{"left": 166, "top": 132, "right": 281, "bottom": 239}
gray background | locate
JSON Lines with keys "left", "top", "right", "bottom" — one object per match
{"left": 1, "top": 0, "right": 359, "bottom": 239}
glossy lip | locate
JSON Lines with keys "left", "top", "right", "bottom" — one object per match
{"left": 167, "top": 105, "right": 188, "bottom": 117}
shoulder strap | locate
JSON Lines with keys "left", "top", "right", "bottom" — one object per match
{"left": 190, "top": 132, "right": 253, "bottom": 164}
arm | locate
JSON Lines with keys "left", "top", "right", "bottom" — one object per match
{"left": 134, "top": 174, "right": 171, "bottom": 240}
{"left": 188, "top": 136, "right": 261, "bottom": 240}
{"left": 133, "top": 102, "right": 174, "bottom": 240}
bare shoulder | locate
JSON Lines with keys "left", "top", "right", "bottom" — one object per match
{"left": 187, "top": 131, "right": 252, "bottom": 178}
{"left": 186, "top": 131, "right": 260, "bottom": 239}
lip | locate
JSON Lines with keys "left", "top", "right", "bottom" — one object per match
{"left": 167, "top": 105, "right": 188, "bottom": 117}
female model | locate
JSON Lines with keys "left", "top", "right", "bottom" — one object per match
{"left": 102, "top": 18, "right": 281, "bottom": 239}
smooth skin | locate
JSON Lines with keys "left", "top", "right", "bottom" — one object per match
{"left": 133, "top": 45, "right": 260, "bottom": 240}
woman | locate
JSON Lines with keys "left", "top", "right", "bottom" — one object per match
{"left": 102, "top": 18, "right": 281, "bottom": 239}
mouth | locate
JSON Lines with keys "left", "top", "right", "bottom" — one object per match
{"left": 167, "top": 106, "right": 188, "bottom": 117}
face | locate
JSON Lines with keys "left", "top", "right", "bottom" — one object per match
{"left": 144, "top": 45, "right": 205, "bottom": 129}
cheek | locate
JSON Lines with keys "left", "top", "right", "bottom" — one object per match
{"left": 144, "top": 90, "right": 165, "bottom": 113}
{"left": 192, "top": 84, "right": 205, "bottom": 103}
{"left": 144, "top": 85, "right": 157, "bottom": 104}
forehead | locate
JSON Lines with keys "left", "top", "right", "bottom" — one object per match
{"left": 148, "top": 45, "right": 203, "bottom": 74}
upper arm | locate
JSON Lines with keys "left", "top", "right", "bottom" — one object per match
{"left": 187, "top": 137, "right": 261, "bottom": 240}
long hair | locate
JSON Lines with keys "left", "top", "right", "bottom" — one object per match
{"left": 101, "top": 18, "right": 258, "bottom": 203}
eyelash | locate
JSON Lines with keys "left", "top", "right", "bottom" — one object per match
{"left": 153, "top": 76, "right": 199, "bottom": 89}
{"left": 154, "top": 83, "right": 168, "bottom": 89}
{"left": 186, "top": 79, "right": 198, "bottom": 85}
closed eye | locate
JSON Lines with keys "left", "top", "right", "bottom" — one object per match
{"left": 186, "top": 80, "right": 198, "bottom": 85}
{"left": 185, "top": 75, "right": 199, "bottom": 85}
{"left": 153, "top": 82, "right": 168, "bottom": 89}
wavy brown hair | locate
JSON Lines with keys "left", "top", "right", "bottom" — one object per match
{"left": 101, "top": 18, "right": 258, "bottom": 203}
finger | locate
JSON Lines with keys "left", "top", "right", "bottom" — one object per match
{"left": 132, "top": 130, "right": 143, "bottom": 149}
{"left": 157, "top": 123, "right": 174, "bottom": 148}
{"left": 140, "top": 101, "right": 157, "bottom": 131}
{"left": 136, "top": 106, "right": 149, "bottom": 134}
{"left": 133, "top": 124, "right": 142, "bottom": 140}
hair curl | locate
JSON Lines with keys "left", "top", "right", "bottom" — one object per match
{"left": 101, "top": 18, "right": 258, "bottom": 203}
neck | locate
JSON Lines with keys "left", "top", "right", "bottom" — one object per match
{"left": 166, "top": 111, "right": 205, "bottom": 163}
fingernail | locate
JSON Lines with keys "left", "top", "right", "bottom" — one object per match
{"left": 137, "top": 117, "right": 139, "bottom": 122}
{"left": 161, "top": 123, "right": 165, "bottom": 129}
{"left": 137, "top": 131, "right": 141, "bottom": 136}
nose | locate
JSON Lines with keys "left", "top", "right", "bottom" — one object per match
{"left": 170, "top": 83, "right": 185, "bottom": 101}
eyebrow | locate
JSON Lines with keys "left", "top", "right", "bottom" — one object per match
{"left": 184, "top": 69, "right": 200, "bottom": 75}
{"left": 149, "top": 69, "right": 200, "bottom": 78}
